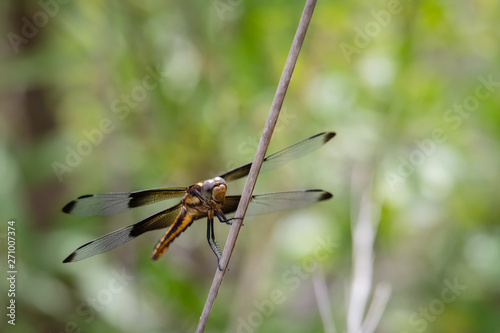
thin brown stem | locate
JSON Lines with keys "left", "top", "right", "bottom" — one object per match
{"left": 195, "top": 0, "right": 317, "bottom": 331}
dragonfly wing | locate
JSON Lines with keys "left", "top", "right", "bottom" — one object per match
{"left": 222, "top": 190, "right": 332, "bottom": 216}
{"left": 62, "top": 187, "right": 187, "bottom": 216}
{"left": 63, "top": 203, "right": 183, "bottom": 262}
{"left": 218, "top": 132, "right": 335, "bottom": 182}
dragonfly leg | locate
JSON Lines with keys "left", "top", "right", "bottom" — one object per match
{"left": 206, "top": 217, "right": 224, "bottom": 269}
{"left": 215, "top": 210, "right": 243, "bottom": 226}
{"left": 193, "top": 188, "right": 210, "bottom": 205}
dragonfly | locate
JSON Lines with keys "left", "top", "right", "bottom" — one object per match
{"left": 62, "top": 132, "right": 335, "bottom": 266}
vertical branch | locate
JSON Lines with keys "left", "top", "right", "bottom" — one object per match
{"left": 346, "top": 165, "right": 383, "bottom": 333}
{"left": 196, "top": 0, "right": 317, "bottom": 331}
{"left": 313, "top": 267, "right": 337, "bottom": 333}
{"left": 360, "top": 282, "right": 392, "bottom": 333}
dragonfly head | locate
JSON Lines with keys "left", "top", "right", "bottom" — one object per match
{"left": 202, "top": 177, "right": 227, "bottom": 203}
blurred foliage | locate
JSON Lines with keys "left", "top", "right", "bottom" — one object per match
{"left": 1, "top": 0, "right": 500, "bottom": 332}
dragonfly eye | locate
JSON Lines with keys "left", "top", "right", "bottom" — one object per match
{"left": 213, "top": 177, "right": 226, "bottom": 186}
{"left": 202, "top": 179, "right": 216, "bottom": 198}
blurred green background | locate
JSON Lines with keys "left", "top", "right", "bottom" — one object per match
{"left": 1, "top": 0, "right": 500, "bottom": 332}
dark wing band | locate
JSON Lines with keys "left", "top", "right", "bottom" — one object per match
{"left": 222, "top": 190, "right": 332, "bottom": 216}
{"left": 219, "top": 132, "right": 335, "bottom": 182}
{"left": 63, "top": 203, "right": 183, "bottom": 262}
{"left": 62, "top": 187, "right": 187, "bottom": 216}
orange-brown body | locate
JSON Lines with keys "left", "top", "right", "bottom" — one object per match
{"left": 151, "top": 179, "right": 227, "bottom": 260}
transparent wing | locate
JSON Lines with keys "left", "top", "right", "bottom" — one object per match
{"left": 63, "top": 203, "right": 183, "bottom": 263}
{"left": 62, "top": 187, "right": 187, "bottom": 216}
{"left": 222, "top": 190, "right": 333, "bottom": 216}
{"left": 218, "top": 132, "right": 335, "bottom": 182}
